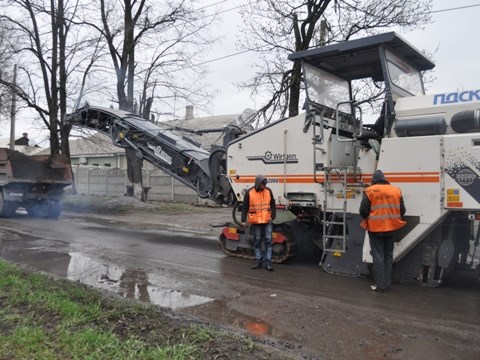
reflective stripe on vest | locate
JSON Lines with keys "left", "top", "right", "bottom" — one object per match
{"left": 361, "top": 184, "right": 406, "bottom": 232}
{"left": 247, "top": 188, "right": 272, "bottom": 224}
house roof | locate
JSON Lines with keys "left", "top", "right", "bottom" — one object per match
{"left": 0, "top": 138, "right": 44, "bottom": 155}
{"left": 37, "top": 132, "right": 124, "bottom": 157}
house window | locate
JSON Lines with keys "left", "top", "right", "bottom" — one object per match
{"left": 104, "top": 163, "right": 111, "bottom": 167}
{"left": 92, "top": 164, "right": 99, "bottom": 167}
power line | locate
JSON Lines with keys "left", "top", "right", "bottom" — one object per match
{"left": 170, "top": 2, "right": 480, "bottom": 73}
{"left": 194, "top": 1, "right": 251, "bottom": 19}
{"left": 430, "top": 3, "right": 480, "bottom": 14}
{"left": 216, "top": 4, "right": 248, "bottom": 16}
{"left": 210, "top": 1, "right": 480, "bottom": 16}
{"left": 168, "top": 48, "right": 260, "bottom": 73}
{"left": 193, "top": 0, "right": 229, "bottom": 12}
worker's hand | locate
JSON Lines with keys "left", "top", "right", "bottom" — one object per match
{"left": 242, "top": 222, "right": 248, "bottom": 227}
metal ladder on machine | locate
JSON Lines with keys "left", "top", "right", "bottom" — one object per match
{"left": 321, "top": 167, "right": 349, "bottom": 262}
{"left": 310, "top": 110, "right": 349, "bottom": 256}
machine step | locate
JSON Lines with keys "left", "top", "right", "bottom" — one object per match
{"left": 324, "top": 234, "right": 349, "bottom": 239}
{"left": 323, "top": 248, "right": 346, "bottom": 253}
{"left": 320, "top": 166, "right": 353, "bottom": 263}
{"left": 325, "top": 221, "right": 345, "bottom": 225}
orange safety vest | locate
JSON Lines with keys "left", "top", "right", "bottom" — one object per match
{"left": 247, "top": 188, "right": 272, "bottom": 224}
{"left": 361, "top": 184, "right": 406, "bottom": 232}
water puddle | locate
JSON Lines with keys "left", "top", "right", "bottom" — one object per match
{"left": 0, "top": 230, "right": 213, "bottom": 310}
{"left": 0, "top": 228, "right": 290, "bottom": 342}
{"left": 184, "top": 300, "right": 291, "bottom": 340}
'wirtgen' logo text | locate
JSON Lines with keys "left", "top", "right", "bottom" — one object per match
{"left": 247, "top": 151, "right": 298, "bottom": 164}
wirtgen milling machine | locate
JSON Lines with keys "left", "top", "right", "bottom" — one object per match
{"left": 68, "top": 32, "right": 480, "bottom": 286}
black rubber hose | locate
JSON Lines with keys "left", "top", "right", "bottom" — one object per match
{"left": 451, "top": 110, "right": 480, "bottom": 133}
{"left": 232, "top": 201, "right": 244, "bottom": 226}
{"left": 207, "top": 148, "right": 227, "bottom": 195}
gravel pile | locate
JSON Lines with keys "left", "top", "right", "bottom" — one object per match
{"left": 1, "top": 148, "right": 67, "bottom": 182}
{"left": 103, "top": 197, "right": 154, "bottom": 210}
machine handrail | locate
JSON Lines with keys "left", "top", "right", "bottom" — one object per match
{"left": 335, "top": 101, "right": 363, "bottom": 142}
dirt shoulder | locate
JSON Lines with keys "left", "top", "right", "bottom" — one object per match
{"left": 61, "top": 195, "right": 295, "bottom": 237}
{"left": 0, "top": 259, "right": 295, "bottom": 360}
{"left": 62, "top": 195, "right": 232, "bottom": 234}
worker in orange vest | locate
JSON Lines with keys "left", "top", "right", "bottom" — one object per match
{"left": 360, "top": 170, "right": 406, "bottom": 292}
{"left": 241, "top": 175, "right": 276, "bottom": 271}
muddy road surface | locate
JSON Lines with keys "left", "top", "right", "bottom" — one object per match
{"left": 1, "top": 210, "right": 479, "bottom": 359}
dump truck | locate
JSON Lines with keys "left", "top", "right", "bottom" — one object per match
{"left": 67, "top": 32, "right": 480, "bottom": 285}
{"left": 0, "top": 148, "right": 73, "bottom": 218}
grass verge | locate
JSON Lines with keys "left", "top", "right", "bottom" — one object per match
{"left": 0, "top": 260, "right": 284, "bottom": 360}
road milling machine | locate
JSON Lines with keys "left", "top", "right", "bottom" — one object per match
{"left": 68, "top": 32, "right": 480, "bottom": 286}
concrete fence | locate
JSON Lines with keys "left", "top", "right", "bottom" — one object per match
{"left": 71, "top": 167, "right": 199, "bottom": 203}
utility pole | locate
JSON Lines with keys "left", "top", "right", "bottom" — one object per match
{"left": 9, "top": 64, "right": 17, "bottom": 150}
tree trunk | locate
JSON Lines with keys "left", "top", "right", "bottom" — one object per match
{"left": 119, "top": 76, "right": 144, "bottom": 201}
{"left": 121, "top": 0, "right": 144, "bottom": 201}
{"left": 60, "top": 124, "right": 71, "bottom": 157}
{"left": 142, "top": 97, "right": 153, "bottom": 120}
{"left": 58, "top": 0, "right": 69, "bottom": 157}
{"left": 120, "top": 89, "right": 144, "bottom": 200}
{"left": 288, "top": 62, "right": 302, "bottom": 118}
{"left": 49, "top": 0, "right": 60, "bottom": 155}
{"left": 125, "top": 148, "right": 145, "bottom": 200}
{"left": 116, "top": 70, "right": 128, "bottom": 109}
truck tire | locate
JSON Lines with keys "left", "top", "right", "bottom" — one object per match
{"left": 0, "top": 193, "right": 14, "bottom": 218}
{"left": 46, "top": 201, "right": 62, "bottom": 219}
{"left": 5, "top": 203, "right": 16, "bottom": 217}
{"left": 26, "top": 201, "right": 49, "bottom": 218}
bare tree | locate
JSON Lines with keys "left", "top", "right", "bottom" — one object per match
{"left": 239, "top": 0, "right": 432, "bottom": 125}
{"left": 86, "top": 0, "right": 217, "bottom": 200}
{"left": 0, "top": 0, "right": 101, "bottom": 156}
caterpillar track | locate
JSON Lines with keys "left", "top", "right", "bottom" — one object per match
{"left": 219, "top": 223, "right": 296, "bottom": 264}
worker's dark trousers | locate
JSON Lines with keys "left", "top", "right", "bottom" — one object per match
{"left": 369, "top": 233, "right": 395, "bottom": 290}
{"left": 252, "top": 222, "right": 273, "bottom": 263}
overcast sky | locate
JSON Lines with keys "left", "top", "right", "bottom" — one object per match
{"left": 199, "top": 0, "right": 480, "bottom": 115}
{"left": 1, "top": 0, "right": 479, "bottom": 145}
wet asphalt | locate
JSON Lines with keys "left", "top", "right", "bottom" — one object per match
{"left": 0, "top": 212, "right": 479, "bottom": 359}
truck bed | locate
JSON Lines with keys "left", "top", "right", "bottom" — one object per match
{"left": 0, "top": 148, "right": 72, "bottom": 185}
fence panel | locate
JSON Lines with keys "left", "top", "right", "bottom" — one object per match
{"left": 70, "top": 166, "right": 198, "bottom": 202}
{"left": 106, "top": 168, "right": 126, "bottom": 196}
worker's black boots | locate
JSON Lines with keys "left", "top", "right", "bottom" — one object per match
{"left": 265, "top": 262, "right": 273, "bottom": 271}
{"left": 251, "top": 261, "right": 274, "bottom": 271}
{"left": 251, "top": 261, "right": 263, "bottom": 269}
